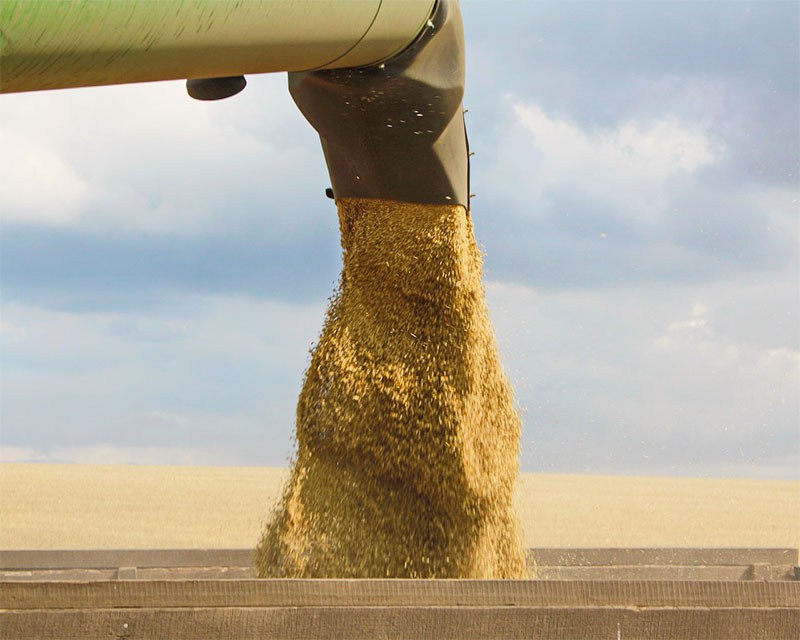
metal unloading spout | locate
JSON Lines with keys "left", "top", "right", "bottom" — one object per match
{"left": 289, "top": 0, "right": 469, "bottom": 208}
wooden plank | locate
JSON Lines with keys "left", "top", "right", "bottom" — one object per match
{"left": 0, "top": 567, "right": 257, "bottom": 582}
{"left": 3, "top": 579, "right": 798, "bottom": 610}
{"left": 5, "top": 566, "right": 798, "bottom": 582}
{"left": 535, "top": 564, "right": 798, "bottom": 581}
{"left": 0, "top": 549, "right": 253, "bottom": 570}
{"left": 532, "top": 565, "right": 751, "bottom": 581}
{"left": 3, "top": 547, "right": 797, "bottom": 570}
{"left": 2, "top": 606, "right": 798, "bottom": 640}
{"left": 0, "top": 569, "right": 119, "bottom": 582}
{"left": 528, "top": 548, "right": 800, "bottom": 567}
{"left": 4, "top": 565, "right": 797, "bottom": 582}
{"left": 138, "top": 567, "right": 256, "bottom": 580}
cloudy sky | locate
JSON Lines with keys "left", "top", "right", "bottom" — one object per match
{"left": 1, "top": 0, "right": 797, "bottom": 478}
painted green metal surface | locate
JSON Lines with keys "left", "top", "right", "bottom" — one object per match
{"left": 0, "top": 0, "right": 435, "bottom": 93}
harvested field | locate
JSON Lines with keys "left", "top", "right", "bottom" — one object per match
{"left": 1, "top": 463, "right": 797, "bottom": 550}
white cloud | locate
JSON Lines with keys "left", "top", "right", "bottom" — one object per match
{"left": 485, "top": 276, "right": 799, "bottom": 478}
{"left": 0, "top": 130, "right": 88, "bottom": 225}
{"left": 650, "top": 302, "right": 799, "bottom": 422}
{"left": 490, "top": 99, "right": 718, "bottom": 219}
{"left": 2, "top": 278, "right": 796, "bottom": 477}
{"left": 0, "top": 75, "right": 326, "bottom": 235}
{"left": 0, "top": 443, "right": 238, "bottom": 466}
{"left": 1, "top": 294, "right": 325, "bottom": 371}
{"left": 665, "top": 302, "right": 709, "bottom": 333}
{"left": 1, "top": 294, "right": 327, "bottom": 466}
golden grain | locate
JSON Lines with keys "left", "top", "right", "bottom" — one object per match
{"left": 254, "top": 199, "right": 527, "bottom": 578}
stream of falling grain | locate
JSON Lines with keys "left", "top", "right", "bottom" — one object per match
{"left": 255, "top": 198, "right": 527, "bottom": 578}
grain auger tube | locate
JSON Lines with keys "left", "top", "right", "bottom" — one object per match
{"left": 1, "top": 0, "right": 469, "bottom": 208}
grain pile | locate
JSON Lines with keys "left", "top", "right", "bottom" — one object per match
{"left": 255, "top": 198, "right": 527, "bottom": 578}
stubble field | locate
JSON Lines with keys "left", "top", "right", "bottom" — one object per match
{"left": 0, "top": 463, "right": 797, "bottom": 550}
